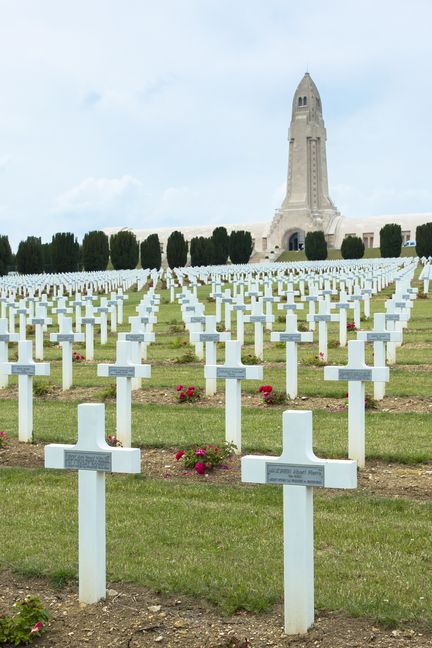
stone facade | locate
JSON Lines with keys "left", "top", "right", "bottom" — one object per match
{"left": 267, "top": 73, "right": 343, "bottom": 251}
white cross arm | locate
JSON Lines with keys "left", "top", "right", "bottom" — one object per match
{"left": 324, "top": 365, "right": 389, "bottom": 382}
{"left": 50, "top": 332, "right": 85, "bottom": 343}
{"left": 241, "top": 411, "right": 357, "bottom": 489}
{"left": 97, "top": 363, "right": 151, "bottom": 379}
{"left": 0, "top": 361, "right": 50, "bottom": 376}
{"left": 118, "top": 332, "right": 155, "bottom": 344}
{"left": 278, "top": 303, "right": 304, "bottom": 311}
{"left": 191, "top": 331, "right": 230, "bottom": 343}
{"left": 45, "top": 443, "right": 140, "bottom": 473}
{"left": 31, "top": 317, "right": 52, "bottom": 326}
{"left": 0, "top": 332, "right": 19, "bottom": 343}
{"left": 204, "top": 364, "right": 263, "bottom": 381}
{"left": 270, "top": 331, "right": 313, "bottom": 343}
{"left": 244, "top": 314, "right": 275, "bottom": 324}
{"left": 357, "top": 330, "right": 401, "bottom": 343}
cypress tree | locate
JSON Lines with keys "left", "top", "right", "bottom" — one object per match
{"left": 379, "top": 224, "right": 402, "bottom": 258}
{"left": 109, "top": 231, "right": 139, "bottom": 270}
{"left": 16, "top": 237, "right": 44, "bottom": 275}
{"left": 304, "top": 231, "right": 328, "bottom": 261}
{"left": 211, "top": 226, "right": 229, "bottom": 264}
{"left": 341, "top": 235, "right": 365, "bottom": 260}
{"left": 140, "top": 233, "right": 161, "bottom": 270}
{"left": 0, "top": 235, "right": 12, "bottom": 276}
{"left": 229, "top": 230, "right": 253, "bottom": 264}
{"left": 166, "top": 231, "right": 188, "bottom": 269}
{"left": 51, "top": 232, "right": 80, "bottom": 272}
{"left": 415, "top": 223, "right": 432, "bottom": 258}
{"left": 82, "top": 230, "right": 110, "bottom": 271}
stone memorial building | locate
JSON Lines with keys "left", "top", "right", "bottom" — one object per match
{"left": 105, "top": 73, "right": 431, "bottom": 260}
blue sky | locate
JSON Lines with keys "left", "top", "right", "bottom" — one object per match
{"left": 0, "top": 0, "right": 431, "bottom": 248}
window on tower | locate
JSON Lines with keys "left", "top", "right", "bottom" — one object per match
{"left": 303, "top": 96, "right": 307, "bottom": 105}
{"left": 298, "top": 97, "right": 303, "bottom": 107}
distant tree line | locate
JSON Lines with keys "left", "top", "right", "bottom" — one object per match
{"left": 2, "top": 225, "right": 256, "bottom": 275}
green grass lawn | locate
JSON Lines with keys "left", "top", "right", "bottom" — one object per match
{"left": 0, "top": 274, "right": 431, "bottom": 628}
{"left": 0, "top": 469, "right": 431, "bottom": 626}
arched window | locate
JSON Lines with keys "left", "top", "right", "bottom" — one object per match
{"left": 298, "top": 97, "right": 303, "bottom": 107}
{"left": 303, "top": 96, "right": 307, "bottom": 106}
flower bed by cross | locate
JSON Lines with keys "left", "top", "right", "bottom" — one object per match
{"left": 176, "top": 385, "right": 201, "bottom": 403}
{"left": 175, "top": 442, "right": 236, "bottom": 475}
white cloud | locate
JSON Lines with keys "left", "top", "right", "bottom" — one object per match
{"left": 54, "top": 175, "right": 143, "bottom": 214}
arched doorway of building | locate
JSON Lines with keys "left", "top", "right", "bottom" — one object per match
{"left": 288, "top": 231, "right": 305, "bottom": 251}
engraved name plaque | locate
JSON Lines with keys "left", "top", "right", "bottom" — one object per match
{"left": 32, "top": 318, "right": 45, "bottom": 325}
{"left": 315, "top": 315, "right": 331, "bottom": 322}
{"left": 266, "top": 463, "right": 325, "bottom": 487}
{"left": 185, "top": 306, "right": 195, "bottom": 311}
{"left": 216, "top": 367, "right": 247, "bottom": 379}
{"left": 395, "top": 302, "right": 406, "bottom": 308}
{"left": 65, "top": 450, "right": 112, "bottom": 471}
{"left": 279, "top": 333, "right": 302, "bottom": 342}
{"left": 82, "top": 317, "right": 95, "bottom": 325}
{"left": 233, "top": 305, "right": 246, "bottom": 311}
{"left": 200, "top": 333, "right": 219, "bottom": 342}
{"left": 190, "top": 316, "right": 205, "bottom": 323}
{"left": 385, "top": 314, "right": 399, "bottom": 321}
{"left": 0, "top": 334, "right": 10, "bottom": 342}
{"left": 125, "top": 334, "right": 144, "bottom": 342}
{"left": 57, "top": 334, "right": 75, "bottom": 343}
{"left": 250, "top": 316, "right": 267, "bottom": 323}
{"left": 339, "top": 369, "right": 372, "bottom": 381}
{"left": 11, "top": 365, "right": 36, "bottom": 376}
{"left": 55, "top": 308, "right": 67, "bottom": 314}
{"left": 367, "top": 333, "right": 390, "bottom": 342}
{"left": 108, "top": 366, "right": 135, "bottom": 378}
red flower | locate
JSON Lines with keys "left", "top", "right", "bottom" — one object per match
{"left": 179, "top": 392, "right": 185, "bottom": 400}
{"left": 186, "top": 388, "right": 194, "bottom": 397}
{"left": 189, "top": 386, "right": 196, "bottom": 391}
{"left": 176, "top": 385, "right": 184, "bottom": 391}
{"left": 30, "top": 622, "right": 43, "bottom": 635}
{"left": 195, "top": 462, "right": 205, "bottom": 475}
{"left": 345, "top": 391, "right": 349, "bottom": 398}
{"left": 263, "top": 385, "right": 272, "bottom": 393}
{"left": 175, "top": 450, "right": 185, "bottom": 461}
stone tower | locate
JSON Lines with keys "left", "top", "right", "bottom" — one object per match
{"left": 267, "top": 73, "right": 343, "bottom": 251}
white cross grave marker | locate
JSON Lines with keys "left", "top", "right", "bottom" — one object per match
{"left": 307, "top": 300, "right": 338, "bottom": 362}
{"left": 30, "top": 305, "right": 52, "bottom": 360}
{"left": 324, "top": 340, "right": 389, "bottom": 467}
{"left": 357, "top": 313, "right": 401, "bottom": 400}
{"left": 97, "top": 340, "right": 151, "bottom": 447}
{"left": 205, "top": 340, "right": 262, "bottom": 452}
{"left": 50, "top": 316, "right": 85, "bottom": 390}
{"left": 242, "top": 410, "right": 357, "bottom": 635}
{"left": 0, "top": 318, "right": 19, "bottom": 388}
{"left": 191, "top": 315, "right": 230, "bottom": 395}
{"left": 0, "top": 340, "right": 50, "bottom": 442}
{"left": 44, "top": 403, "right": 141, "bottom": 604}
{"left": 271, "top": 314, "right": 313, "bottom": 399}
{"left": 119, "top": 317, "right": 155, "bottom": 390}
{"left": 244, "top": 300, "right": 274, "bottom": 361}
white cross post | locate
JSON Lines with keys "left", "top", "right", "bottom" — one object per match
{"left": 384, "top": 307, "right": 408, "bottom": 365}
{"left": 44, "top": 403, "right": 141, "bottom": 604}
{"left": 303, "top": 294, "right": 318, "bottom": 332}
{"left": 50, "top": 316, "right": 85, "bottom": 390}
{"left": 307, "top": 300, "right": 338, "bottom": 362}
{"left": 333, "top": 291, "right": 353, "bottom": 347}
{"left": 222, "top": 289, "right": 234, "bottom": 331}
{"left": 244, "top": 300, "right": 274, "bottom": 361}
{"left": 0, "top": 318, "right": 19, "bottom": 388}
{"left": 0, "top": 340, "right": 50, "bottom": 442}
{"left": 97, "top": 340, "right": 151, "bottom": 447}
{"left": 119, "top": 317, "right": 154, "bottom": 390}
{"left": 271, "top": 314, "right": 313, "bottom": 399}
{"left": 17, "top": 303, "right": 29, "bottom": 341}
{"left": 324, "top": 340, "right": 389, "bottom": 468}
{"left": 30, "top": 305, "right": 52, "bottom": 360}
{"left": 71, "top": 293, "right": 84, "bottom": 333}
{"left": 82, "top": 303, "right": 100, "bottom": 361}
{"left": 191, "top": 315, "right": 230, "bottom": 395}
{"left": 205, "top": 340, "right": 262, "bottom": 452}
{"left": 357, "top": 313, "right": 401, "bottom": 400}
{"left": 95, "top": 297, "right": 109, "bottom": 345}
{"left": 242, "top": 410, "right": 357, "bottom": 635}
{"left": 233, "top": 299, "right": 247, "bottom": 345}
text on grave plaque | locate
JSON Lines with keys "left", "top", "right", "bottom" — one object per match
{"left": 266, "top": 463, "right": 325, "bottom": 486}
{"left": 65, "top": 450, "right": 112, "bottom": 471}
